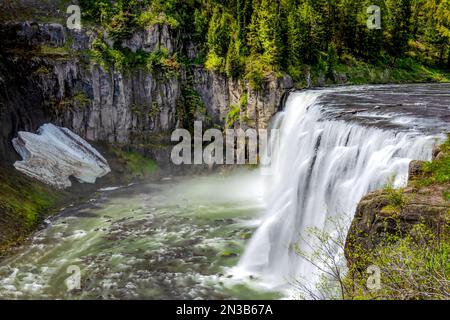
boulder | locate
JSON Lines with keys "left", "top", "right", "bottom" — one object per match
{"left": 408, "top": 160, "right": 425, "bottom": 180}
{"left": 12, "top": 123, "right": 111, "bottom": 189}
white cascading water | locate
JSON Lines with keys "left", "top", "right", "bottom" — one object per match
{"left": 236, "top": 90, "right": 438, "bottom": 291}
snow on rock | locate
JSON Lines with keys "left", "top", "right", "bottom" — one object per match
{"left": 12, "top": 124, "right": 111, "bottom": 189}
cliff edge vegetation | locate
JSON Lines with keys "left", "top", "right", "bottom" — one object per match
{"left": 67, "top": 0, "right": 450, "bottom": 86}
{"left": 344, "top": 136, "right": 449, "bottom": 300}
{"left": 2, "top": 0, "right": 450, "bottom": 88}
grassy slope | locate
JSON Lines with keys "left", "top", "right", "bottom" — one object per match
{"left": 336, "top": 59, "right": 450, "bottom": 85}
{"left": 0, "top": 166, "right": 64, "bottom": 256}
{"left": 292, "top": 55, "right": 450, "bottom": 88}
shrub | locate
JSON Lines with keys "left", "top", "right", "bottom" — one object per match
{"left": 294, "top": 216, "right": 450, "bottom": 300}
{"left": 137, "top": 10, "right": 179, "bottom": 28}
{"left": 245, "top": 57, "right": 266, "bottom": 90}
{"left": 421, "top": 136, "right": 450, "bottom": 185}
{"left": 177, "top": 86, "right": 209, "bottom": 130}
{"left": 205, "top": 51, "right": 225, "bottom": 72}
{"left": 384, "top": 177, "right": 406, "bottom": 209}
{"left": 145, "top": 48, "right": 180, "bottom": 76}
{"left": 226, "top": 104, "right": 241, "bottom": 128}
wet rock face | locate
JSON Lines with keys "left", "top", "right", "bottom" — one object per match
{"left": 0, "top": 22, "right": 292, "bottom": 163}
{"left": 12, "top": 124, "right": 111, "bottom": 189}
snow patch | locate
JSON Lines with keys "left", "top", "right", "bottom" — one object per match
{"left": 12, "top": 123, "right": 111, "bottom": 189}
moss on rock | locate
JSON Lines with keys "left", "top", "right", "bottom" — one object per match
{"left": 0, "top": 166, "right": 63, "bottom": 256}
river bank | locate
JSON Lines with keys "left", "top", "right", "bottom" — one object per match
{"left": 0, "top": 144, "right": 161, "bottom": 258}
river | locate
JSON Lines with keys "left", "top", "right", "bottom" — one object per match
{"left": 0, "top": 84, "right": 449, "bottom": 299}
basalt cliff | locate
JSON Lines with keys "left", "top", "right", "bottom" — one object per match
{"left": 0, "top": 20, "right": 292, "bottom": 164}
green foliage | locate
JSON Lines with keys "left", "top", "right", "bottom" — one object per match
{"left": 204, "top": 6, "right": 233, "bottom": 73}
{"left": 0, "top": 168, "right": 61, "bottom": 229}
{"left": 384, "top": 178, "right": 406, "bottom": 210}
{"left": 112, "top": 148, "right": 159, "bottom": 179}
{"left": 205, "top": 51, "right": 225, "bottom": 72}
{"left": 248, "top": 0, "right": 284, "bottom": 67}
{"left": 72, "top": 91, "right": 91, "bottom": 107}
{"left": 107, "top": 10, "right": 135, "bottom": 40}
{"left": 35, "top": 66, "right": 51, "bottom": 75}
{"left": 245, "top": 57, "right": 266, "bottom": 90}
{"left": 333, "top": 54, "right": 450, "bottom": 85}
{"left": 145, "top": 48, "right": 180, "bottom": 76}
{"left": 136, "top": 9, "right": 179, "bottom": 28}
{"left": 348, "top": 222, "right": 450, "bottom": 300}
{"left": 295, "top": 216, "right": 450, "bottom": 300}
{"left": 177, "top": 86, "right": 209, "bottom": 130}
{"left": 326, "top": 43, "right": 339, "bottom": 79}
{"left": 385, "top": 0, "right": 413, "bottom": 56}
{"left": 421, "top": 136, "right": 450, "bottom": 185}
{"left": 89, "top": 37, "right": 179, "bottom": 76}
{"left": 78, "top": 0, "right": 450, "bottom": 85}
{"left": 37, "top": 45, "right": 71, "bottom": 58}
{"left": 226, "top": 104, "right": 241, "bottom": 128}
{"left": 240, "top": 92, "right": 248, "bottom": 108}
{"left": 225, "top": 35, "right": 245, "bottom": 78}
{"left": 287, "top": 1, "right": 324, "bottom": 66}
{"left": 80, "top": 0, "right": 198, "bottom": 41}
{"left": 444, "top": 191, "right": 450, "bottom": 201}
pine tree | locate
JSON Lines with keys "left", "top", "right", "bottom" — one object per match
{"left": 336, "top": 0, "right": 360, "bottom": 54}
{"left": 255, "top": 0, "right": 284, "bottom": 67}
{"left": 237, "top": 0, "right": 253, "bottom": 42}
{"left": 385, "top": 0, "right": 413, "bottom": 56}
{"left": 436, "top": 0, "right": 450, "bottom": 66}
{"left": 225, "top": 27, "right": 245, "bottom": 78}
{"left": 287, "top": 1, "right": 323, "bottom": 66}
{"left": 356, "top": 0, "right": 384, "bottom": 61}
{"left": 205, "top": 6, "right": 232, "bottom": 72}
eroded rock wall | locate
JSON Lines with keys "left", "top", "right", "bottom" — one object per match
{"left": 0, "top": 21, "right": 293, "bottom": 163}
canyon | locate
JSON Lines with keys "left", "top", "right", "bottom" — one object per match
{"left": 0, "top": 2, "right": 448, "bottom": 300}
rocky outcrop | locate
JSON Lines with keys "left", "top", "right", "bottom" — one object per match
{"left": 193, "top": 67, "right": 293, "bottom": 129}
{"left": 0, "top": 21, "right": 292, "bottom": 164}
{"left": 121, "top": 24, "right": 175, "bottom": 54}
{"left": 13, "top": 124, "right": 111, "bottom": 189}
{"left": 345, "top": 150, "right": 450, "bottom": 266}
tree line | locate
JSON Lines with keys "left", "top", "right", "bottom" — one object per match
{"left": 80, "top": 0, "right": 450, "bottom": 85}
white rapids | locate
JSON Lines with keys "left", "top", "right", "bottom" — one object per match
{"left": 235, "top": 89, "right": 440, "bottom": 292}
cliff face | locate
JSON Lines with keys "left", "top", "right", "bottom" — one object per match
{"left": 0, "top": 21, "right": 293, "bottom": 163}
{"left": 192, "top": 68, "right": 293, "bottom": 129}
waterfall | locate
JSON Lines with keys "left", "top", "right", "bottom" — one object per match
{"left": 236, "top": 89, "right": 438, "bottom": 290}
